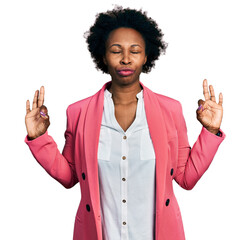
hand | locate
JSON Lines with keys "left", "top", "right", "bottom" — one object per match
{"left": 196, "top": 79, "right": 223, "bottom": 134}
{"left": 25, "top": 86, "right": 50, "bottom": 140}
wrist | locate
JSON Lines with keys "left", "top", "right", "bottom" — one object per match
{"left": 205, "top": 127, "right": 220, "bottom": 135}
{"left": 27, "top": 132, "right": 44, "bottom": 140}
{"left": 216, "top": 130, "right": 222, "bottom": 137}
{"left": 27, "top": 135, "right": 36, "bottom": 141}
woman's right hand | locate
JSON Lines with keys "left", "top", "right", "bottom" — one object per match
{"left": 25, "top": 86, "right": 50, "bottom": 140}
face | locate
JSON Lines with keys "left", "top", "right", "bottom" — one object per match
{"left": 103, "top": 27, "right": 147, "bottom": 86}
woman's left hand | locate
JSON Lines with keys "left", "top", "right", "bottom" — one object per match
{"left": 196, "top": 79, "right": 223, "bottom": 135}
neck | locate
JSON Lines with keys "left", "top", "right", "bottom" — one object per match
{"left": 108, "top": 81, "right": 142, "bottom": 105}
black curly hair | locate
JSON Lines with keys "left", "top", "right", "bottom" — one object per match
{"left": 85, "top": 6, "right": 168, "bottom": 73}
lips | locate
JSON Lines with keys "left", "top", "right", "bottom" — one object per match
{"left": 117, "top": 68, "right": 135, "bottom": 77}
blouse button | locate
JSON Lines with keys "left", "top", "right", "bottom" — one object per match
{"left": 123, "top": 136, "right": 127, "bottom": 140}
{"left": 122, "top": 156, "right": 126, "bottom": 160}
{"left": 170, "top": 168, "right": 174, "bottom": 176}
{"left": 122, "top": 178, "right": 126, "bottom": 181}
{"left": 123, "top": 221, "right": 127, "bottom": 225}
{"left": 122, "top": 199, "right": 126, "bottom": 203}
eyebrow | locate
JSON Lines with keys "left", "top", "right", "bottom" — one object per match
{"left": 109, "top": 44, "right": 142, "bottom": 49}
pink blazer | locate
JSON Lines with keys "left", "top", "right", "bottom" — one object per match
{"left": 25, "top": 81, "right": 225, "bottom": 240}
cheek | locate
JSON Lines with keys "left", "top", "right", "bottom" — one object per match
{"left": 136, "top": 54, "right": 147, "bottom": 66}
{"left": 106, "top": 61, "right": 118, "bottom": 74}
{"left": 106, "top": 56, "right": 118, "bottom": 67}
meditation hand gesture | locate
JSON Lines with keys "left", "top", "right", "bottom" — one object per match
{"left": 25, "top": 86, "right": 50, "bottom": 140}
{"left": 196, "top": 79, "right": 223, "bottom": 134}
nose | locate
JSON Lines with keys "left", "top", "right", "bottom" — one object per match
{"left": 120, "top": 51, "right": 131, "bottom": 65}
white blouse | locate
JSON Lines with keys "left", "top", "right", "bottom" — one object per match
{"left": 98, "top": 88, "right": 156, "bottom": 240}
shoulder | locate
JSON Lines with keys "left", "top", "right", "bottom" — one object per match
{"left": 64, "top": 95, "right": 94, "bottom": 127}
{"left": 65, "top": 93, "right": 96, "bottom": 123}
{"left": 155, "top": 92, "right": 181, "bottom": 107}
{"left": 147, "top": 90, "right": 186, "bottom": 132}
{"left": 64, "top": 82, "right": 109, "bottom": 122}
{"left": 67, "top": 96, "right": 92, "bottom": 113}
{"left": 66, "top": 81, "right": 109, "bottom": 114}
{"left": 148, "top": 89, "right": 183, "bottom": 114}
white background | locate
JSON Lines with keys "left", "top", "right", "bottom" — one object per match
{"left": 1, "top": 0, "right": 249, "bottom": 239}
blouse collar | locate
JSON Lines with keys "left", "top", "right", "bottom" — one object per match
{"left": 104, "top": 88, "right": 143, "bottom": 100}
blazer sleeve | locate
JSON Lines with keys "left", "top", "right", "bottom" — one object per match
{"left": 174, "top": 102, "right": 225, "bottom": 190}
{"left": 24, "top": 106, "right": 79, "bottom": 189}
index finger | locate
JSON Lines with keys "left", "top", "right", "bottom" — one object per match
{"left": 38, "top": 86, "right": 45, "bottom": 108}
{"left": 203, "top": 79, "right": 210, "bottom": 101}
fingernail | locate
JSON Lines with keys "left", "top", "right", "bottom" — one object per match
{"left": 197, "top": 105, "right": 203, "bottom": 111}
{"left": 40, "top": 111, "right": 46, "bottom": 117}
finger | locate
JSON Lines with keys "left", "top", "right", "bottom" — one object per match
{"left": 26, "top": 100, "right": 31, "bottom": 114}
{"left": 197, "top": 99, "right": 205, "bottom": 112}
{"left": 40, "top": 105, "right": 48, "bottom": 113}
{"left": 198, "top": 99, "right": 205, "bottom": 106}
{"left": 209, "top": 85, "right": 216, "bottom": 102}
{"left": 26, "top": 108, "right": 40, "bottom": 119}
{"left": 218, "top": 92, "right": 223, "bottom": 106}
{"left": 32, "top": 90, "right": 39, "bottom": 110}
{"left": 38, "top": 86, "right": 45, "bottom": 108}
{"left": 40, "top": 113, "right": 49, "bottom": 119}
{"left": 203, "top": 79, "right": 210, "bottom": 101}
{"left": 40, "top": 105, "right": 49, "bottom": 119}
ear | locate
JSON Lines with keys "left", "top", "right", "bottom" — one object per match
{"left": 143, "top": 56, "right": 147, "bottom": 65}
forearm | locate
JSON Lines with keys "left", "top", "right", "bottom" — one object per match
{"left": 25, "top": 131, "right": 78, "bottom": 188}
{"left": 174, "top": 127, "right": 225, "bottom": 190}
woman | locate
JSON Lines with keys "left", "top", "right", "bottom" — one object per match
{"left": 25, "top": 6, "right": 225, "bottom": 240}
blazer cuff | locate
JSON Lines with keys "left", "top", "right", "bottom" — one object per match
{"left": 201, "top": 127, "right": 226, "bottom": 141}
{"left": 24, "top": 131, "right": 50, "bottom": 146}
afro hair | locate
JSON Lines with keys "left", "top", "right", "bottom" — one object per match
{"left": 85, "top": 6, "right": 168, "bottom": 73}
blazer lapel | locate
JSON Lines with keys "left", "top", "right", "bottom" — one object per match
{"left": 140, "top": 81, "right": 170, "bottom": 214}
{"left": 83, "top": 81, "right": 111, "bottom": 221}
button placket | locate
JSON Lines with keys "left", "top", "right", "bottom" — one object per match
{"left": 120, "top": 133, "right": 128, "bottom": 238}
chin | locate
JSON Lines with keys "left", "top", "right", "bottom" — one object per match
{"left": 113, "top": 73, "right": 140, "bottom": 84}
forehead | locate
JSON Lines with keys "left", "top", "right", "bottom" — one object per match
{"left": 106, "top": 27, "right": 145, "bottom": 47}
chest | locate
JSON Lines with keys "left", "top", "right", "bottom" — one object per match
{"left": 98, "top": 92, "right": 156, "bottom": 161}
{"left": 114, "top": 101, "right": 138, "bottom": 132}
